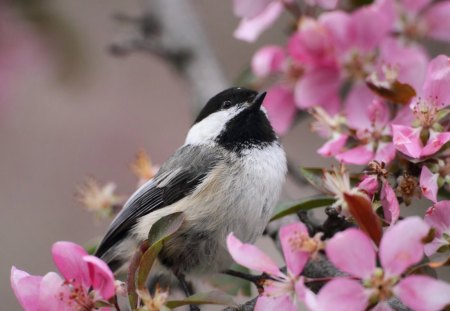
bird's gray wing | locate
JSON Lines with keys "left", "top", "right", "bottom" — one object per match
{"left": 95, "top": 144, "right": 224, "bottom": 260}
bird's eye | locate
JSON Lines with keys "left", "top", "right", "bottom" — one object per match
{"left": 222, "top": 100, "right": 233, "bottom": 109}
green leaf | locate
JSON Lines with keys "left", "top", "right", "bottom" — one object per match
{"left": 147, "top": 212, "right": 185, "bottom": 246}
{"left": 209, "top": 264, "right": 252, "bottom": 296}
{"left": 270, "top": 196, "right": 335, "bottom": 221}
{"left": 300, "top": 167, "right": 329, "bottom": 193}
{"left": 137, "top": 243, "right": 163, "bottom": 291}
{"left": 127, "top": 243, "right": 149, "bottom": 310}
{"left": 165, "top": 291, "right": 237, "bottom": 308}
{"left": 136, "top": 212, "right": 186, "bottom": 292}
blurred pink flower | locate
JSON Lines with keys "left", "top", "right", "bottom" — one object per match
{"left": 11, "top": 242, "right": 115, "bottom": 311}
{"left": 320, "top": 1, "right": 393, "bottom": 75}
{"left": 393, "top": 55, "right": 450, "bottom": 159}
{"left": 380, "top": 180, "right": 400, "bottom": 225}
{"left": 336, "top": 85, "right": 396, "bottom": 165}
{"left": 320, "top": 217, "right": 450, "bottom": 311}
{"left": 251, "top": 46, "right": 286, "bottom": 78}
{"left": 263, "top": 85, "right": 297, "bottom": 135}
{"left": 392, "top": 125, "right": 450, "bottom": 159}
{"left": 424, "top": 201, "right": 450, "bottom": 256}
{"left": 378, "top": 38, "right": 428, "bottom": 90}
{"left": 233, "top": 0, "right": 293, "bottom": 42}
{"left": 288, "top": 17, "right": 336, "bottom": 68}
{"left": 227, "top": 222, "right": 322, "bottom": 310}
{"left": 396, "top": 0, "right": 450, "bottom": 41}
{"left": 420, "top": 166, "right": 439, "bottom": 203}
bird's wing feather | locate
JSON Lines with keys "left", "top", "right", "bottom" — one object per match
{"left": 95, "top": 144, "right": 224, "bottom": 258}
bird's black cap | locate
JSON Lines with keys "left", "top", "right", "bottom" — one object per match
{"left": 194, "top": 87, "right": 258, "bottom": 124}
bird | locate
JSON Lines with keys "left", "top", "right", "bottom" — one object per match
{"left": 95, "top": 87, "right": 287, "bottom": 299}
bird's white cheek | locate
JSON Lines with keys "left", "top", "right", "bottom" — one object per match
{"left": 185, "top": 109, "right": 239, "bottom": 145}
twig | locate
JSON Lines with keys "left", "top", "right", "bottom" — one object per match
{"left": 111, "top": 0, "right": 228, "bottom": 112}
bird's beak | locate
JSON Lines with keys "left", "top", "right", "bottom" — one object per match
{"left": 249, "top": 91, "right": 267, "bottom": 111}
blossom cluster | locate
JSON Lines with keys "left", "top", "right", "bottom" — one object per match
{"left": 231, "top": 0, "right": 450, "bottom": 310}
{"left": 227, "top": 216, "right": 450, "bottom": 311}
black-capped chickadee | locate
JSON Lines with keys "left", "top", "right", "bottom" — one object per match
{"left": 95, "top": 87, "right": 287, "bottom": 295}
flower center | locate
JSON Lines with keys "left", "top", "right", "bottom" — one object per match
{"left": 364, "top": 268, "right": 398, "bottom": 303}
{"left": 411, "top": 98, "right": 439, "bottom": 128}
{"left": 288, "top": 232, "right": 325, "bottom": 257}
{"left": 59, "top": 281, "right": 95, "bottom": 311}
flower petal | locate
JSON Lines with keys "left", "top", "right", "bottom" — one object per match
{"left": 326, "top": 228, "right": 376, "bottom": 279}
{"left": 344, "top": 84, "right": 374, "bottom": 130}
{"left": 263, "top": 86, "right": 297, "bottom": 135}
{"left": 395, "top": 275, "right": 450, "bottom": 311}
{"left": 380, "top": 181, "right": 400, "bottom": 225}
{"left": 294, "top": 66, "right": 340, "bottom": 111}
{"left": 234, "top": 2, "right": 283, "bottom": 42}
{"left": 380, "top": 217, "right": 430, "bottom": 276}
{"left": 424, "top": 201, "right": 450, "bottom": 256}
{"left": 52, "top": 241, "right": 89, "bottom": 287}
{"left": 38, "top": 272, "right": 69, "bottom": 311}
{"left": 255, "top": 295, "right": 297, "bottom": 311}
{"left": 420, "top": 166, "right": 438, "bottom": 203}
{"left": 422, "top": 55, "right": 450, "bottom": 108}
{"left": 374, "top": 142, "right": 396, "bottom": 165}
{"left": 309, "top": 278, "right": 368, "bottom": 311}
{"left": 288, "top": 18, "right": 334, "bottom": 67}
{"left": 318, "top": 134, "right": 348, "bottom": 157}
{"left": 421, "top": 131, "right": 450, "bottom": 157}
{"left": 358, "top": 175, "right": 379, "bottom": 196}
{"left": 391, "top": 125, "right": 422, "bottom": 158}
{"left": 226, "top": 233, "right": 282, "bottom": 276}
{"left": 425, "top": 201, "right": 450, "bottom": 236}
{"left": 83, "top": 255, "right": 116, "bottom": 299}
{"left": 423, "top": 2, "right": 450, "bottom": 41}
{"left": 336, "top": 145, "right": 374, "bottom": 165}
{"left": 379, "top": 37, "right": 428, "bottom": 90}
{"left": 251, "top": 46, "right": 286, "bottom": 78}
{"left": 10, "top": 267, "right": 42, "bottom": 311}
{"left": 279, "top": 222, "right": 310, "bottom": 276}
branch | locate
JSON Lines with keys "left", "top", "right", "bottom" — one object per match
{"left": 110, "top": 0, "right": 228, "bottom": 112}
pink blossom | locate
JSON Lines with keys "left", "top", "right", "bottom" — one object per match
{"left": 392, "top": 56, "right": 450, "bottom": 158}
{"left": 357, "top": 171, "right": 400, "bottom": 225}
{"left": 233, "top": 0, "right": 291, "bottom": 42}
{"left": 227, "top": 222, "right": 321, "bottom": 310}
{"left": 337, "top": 85, "right": 396, "bottom": 165}
{"left": 294, "top": 66, "right": 340, "bottom": 112}
{"left": 320, "top": 1, "right": 394, "bottom": 75}
{"left": 11, "top": 242, "right": 115, "bottom": 311}
{"left": 357, "top": 175, "right": 379, "bottom": 196}
{"left": 396, "top": 0, "right": 450, "bottom": 41}
{"left": 317, "top": 134, "right": 348, "bottom": 157}
{"left": 392, "top": 124, "right": 450, "bottom": 159}
{"left": 251, "top": 46, "right": 286, "bottom": 78}
{"left": 424, "top": 201, "right": 450, "bottom": 256}
{"left": 322, "top": 217, "right": 450, "bottom": 311}
{"left": 288, "top": 17, "right": 336, "bottom": 67}
{"left": 420, "top": 166, "right": 439, "bottom": 203}
{"left": 378, "top": 38, "right": 428, "bottom": 90}
{"left": 380, "top": 180, "right": 400, "bottom": 225}
{"left": 263, "top": 85, "right": 297, "bottom": 135}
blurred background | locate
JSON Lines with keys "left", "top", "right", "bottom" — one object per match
{"left": 1, "top": 0, "right": 448, "bottom": 310}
